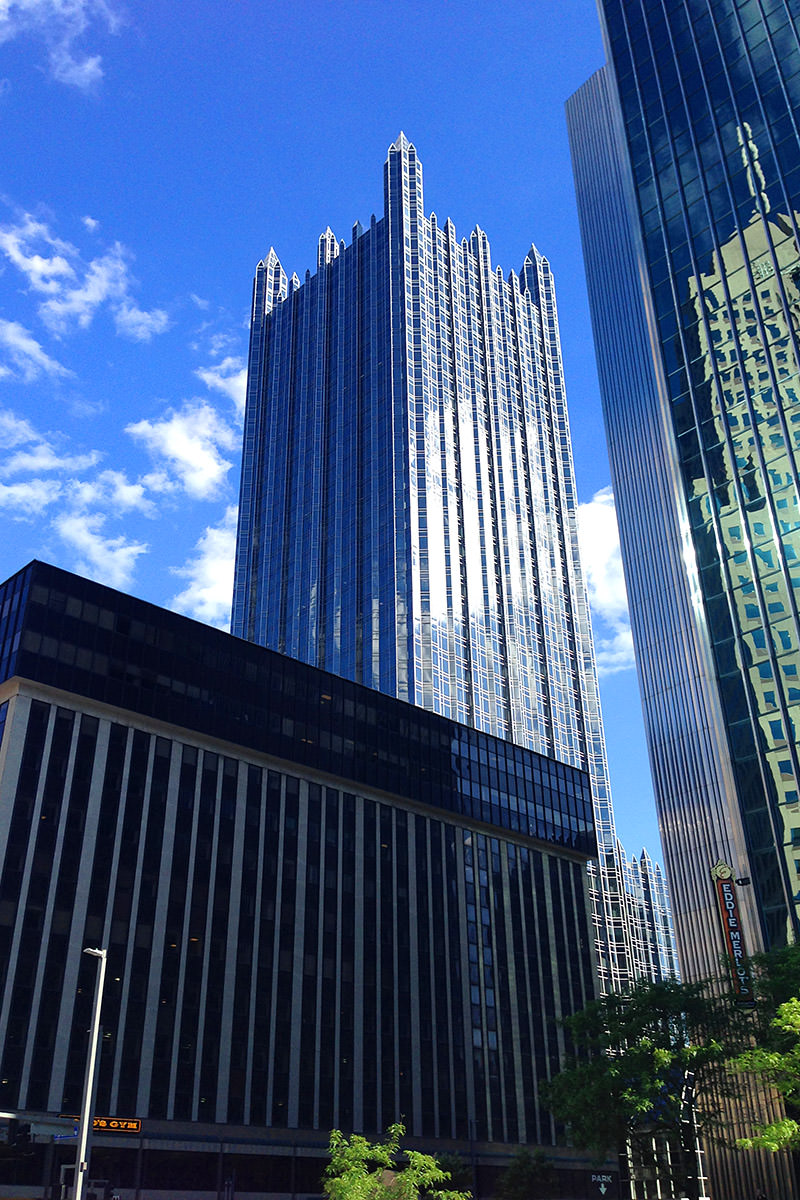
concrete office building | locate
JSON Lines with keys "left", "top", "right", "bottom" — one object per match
{"left": 0, "top": 560, "right": 602, "bottom": 1199}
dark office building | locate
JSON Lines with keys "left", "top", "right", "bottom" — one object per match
{"left": 567, "top": 1, "right": 800, "bottom": 1195}
{"left": 0, "top": 561, "right": 601, "bottom": 1198}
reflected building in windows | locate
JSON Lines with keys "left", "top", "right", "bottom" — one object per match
{"left": 232, "top": 134, "right": 664, "bottom": 994}
{"left": 567, "top": 4, "right": 800, "bottom": 1195}
{"left": 617, "top": 845, "right": 680, "bottom": 983}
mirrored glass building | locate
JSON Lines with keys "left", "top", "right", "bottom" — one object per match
{"left": 567, "top": 3, "right": 800, "bottom": 1194}
{"left": 567, "top": 0, "right": 800, "bottom": 990}
{"left": 232, "top": 134, "right": 645, "bottom": 994}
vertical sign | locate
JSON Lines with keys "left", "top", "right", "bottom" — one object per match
{"left": 710, "top": 861, "right": 754, "bottom": 1006}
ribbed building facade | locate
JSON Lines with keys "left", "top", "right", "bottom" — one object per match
{"left": 567, "top": 2, "right": 800, "bottom": 1194}
{"left": 233, "top": 134, "right": 638, "bottom": 994}
{"left": 0, "top": 561, "right": 603, "bottom": 1197}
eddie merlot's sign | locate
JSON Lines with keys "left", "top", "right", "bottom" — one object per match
{"left": 710, "top": 861, "right": 755, "bottom": 1007}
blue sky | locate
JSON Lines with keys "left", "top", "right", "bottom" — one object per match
{"left": 0, "top": 0, "right": 663, "bottom": 858}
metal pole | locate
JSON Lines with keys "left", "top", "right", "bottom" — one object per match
{"left": 73, "top": 948, "right": 107, "bottom": 1200}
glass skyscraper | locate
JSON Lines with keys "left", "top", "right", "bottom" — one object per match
{"left": 568, "top": 0, "right": 800, "bottom": 979}
{"left": 232, "top": 134, "right": 641, "bottom": 993}
{"left": 568, "top": 4, "right": 800, "bottom": 1195}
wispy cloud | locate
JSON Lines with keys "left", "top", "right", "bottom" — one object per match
{"left": 0, "top": 404, "right": 158, "bottom": 569}
{"left": 126, "top": 400, "right": 238, "bottom": 500}
{"left": 0, "top": 408, "right": 39, "bottom": 446}
{"left": 2, "top": 443, "right": 99, "bottom": 476}
{"left": 0, "top": 212, "right": 76, "bottom": 293}
{"left": 171, "top": 505, "right": 237, "bottom": 628}
{"left": 114, "top": 299, "right": 169, "bottom": 342}
{"left": 39, "top": 242, "right": 128, "bottom": 329}
{"left": 0, "top": 477, "right": 62, "bottom": 517}
{"left": 0, "top": 213, "right": 170, "bottom": 341}
{"left": 0, "top": 0, "right": 122, "bottom": 90}
{"left": 54, "top": 509, "right": 147, "bottom": 589}
{"left": 196, "top": 355, "right": 247, "bottom": 417}
{"left": 0, "top": 317, "right": 72, "bottom": 380}
{"left": 577, "top": 486, "right": 635, "bottom": 676}
{"left": 65, "top": 468, "right": 157, "bottom": 516}
{"left": 0, "top": 404, "right": 97, "bottom": 480}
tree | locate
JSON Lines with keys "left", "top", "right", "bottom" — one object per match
{"left": 728, "top": 943, "right": 800, "bottom": 1153}
{"left": 493, "top": 1148, "right": 554, "bottom": 1200}
{"left": 745, "top": 943, "right": 800, "bottom": 1014}
{"left": 434, "top": 1153, "right": 473, "bottom": 1194}
{"left": 732, "top": 997, "right": 800, "bottom": 1152}
{"left": 323, "top": 1123, "right": 471, "bottom": 1200}
{"left": 540, "top": 979, "right": 741, "bottom": 1198}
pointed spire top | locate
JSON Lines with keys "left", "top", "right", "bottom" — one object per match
{"left": 260, "top": 247, "right": 288, "bottom": 314}
{"left": 318, "top": 226, "right": 340, "bottom": 269}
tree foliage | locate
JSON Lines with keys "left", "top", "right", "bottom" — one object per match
{"left": 728, "top": 943, "right": 800, "bottom": 1153}
{"left": 540, "top": 978, "right": 737, "bottom": 1163}
{"left": 733, "top": 997, "right": 800, "bottom": 1151}
{"left": 493, "top": 1148, "right": 554, "bottom": 1200}
{"left": 745, "top": 943, "right": 800, "bottom": 1015}
{"left": 323, "top": 1123, "right": 471, "bottom": 1200}
{"left": 433, "top": 1153, "right": 473, "bottom": 1194}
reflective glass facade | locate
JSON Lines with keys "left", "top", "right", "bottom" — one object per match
{"left": 568, "top": 0, "right": 800, "bottom": 977}
{"left": 568, "top": 9, "right": 800, "bottom": 1195}
{"left": 619, "top": 846, "right": 681, "bottom": 981}
{"left": 0, "top": 560, "right": 598, "bottom": 1167}
{"left": 233, "top": 134, "right": 635, "bottom": 992}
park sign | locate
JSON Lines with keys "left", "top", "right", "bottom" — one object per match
{"left": 588, "top": 1170, "right": 619, "bottom": 1197}
{"left": 710, "top": 861, "right": 755, "bottom": 1007}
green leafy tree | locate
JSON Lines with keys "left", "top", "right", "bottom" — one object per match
{"left": 434, "top": 1153, "right": 473, "bottom": 1194}
{"left": 732, "top": 997, "right": 800, "bottom": 1152}
{"left": 540, "top": 979, "right": 742, "bottom": 1198}
{"left": 493, "top": 1148, "right": 554, "bottom": 1200}
{"left": 724, "top": 942, "right": 800, "bottom": 1153}
{"left": 323, "top": 1123, "right": 471, "bottom": 1200}
{"left": 745, "top": 943, "right": 800, "bottom": 1014}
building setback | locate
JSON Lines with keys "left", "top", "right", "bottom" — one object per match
{"left": 0, "top": 561, "right": 601, "bottom": 1198}
{"left": 567, "top": 1, "right": 800, "bottom": 1195}
{"left": 232, "top": 133, "right": 646, "bottom": 995}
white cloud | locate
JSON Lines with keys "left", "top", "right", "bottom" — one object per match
{"left": 126, "top": 400, "right": 238, "bottom": 500}
{"left": 65, "top": 468, "right": 157, "bottom": 516}
{"left": 0, "top": 215, "right": 169, "bottom": 342}
{"left": 54, "top": 509, "right": 147, "bottom": 589}
{"left": 577, "top": 486, "right": 635, "bottom": 676}
{"left": 171, "top": 505, "right": 237, "bottom": 628}
{"left": 48, "top": 42, "right": 102, "bottom": 87}
{"left": 196, "top": 355, "right": 247, "bottom": 417}
{"left": 190, "top": 293, "right": 210, "bottom": 311}
{"left": 0, "top": 476, "right": 62, "bottom": 517}
{"left": 0, "top": 317, "right": 71, "bottom": 380}
{"left": 0, "top": 404, "right": 100, "bottom": 481}
{"left": 2, "top": 443, "right": 99, "bottom": 475}
{"left": 0, "top": 0, "right": 122, "bottom": 90}
{"left": 0, "top": 408, "right": 38, "bottom": 446}
{"left": 0, "top": 212, "right": 76, "bottom": 293}
{"left": 114, "top": 299, "right": 169, "bottom": 342}
{"left": 39, "top": 241, "right": 128, "bottom": 330}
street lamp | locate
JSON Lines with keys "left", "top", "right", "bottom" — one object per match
{"left": 73, "top": 947, "right": 107, "bottom": 1200}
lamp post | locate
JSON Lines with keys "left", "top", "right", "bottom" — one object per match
{"left": 73, "top": 947, "right": 107, "bottom": 1200}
